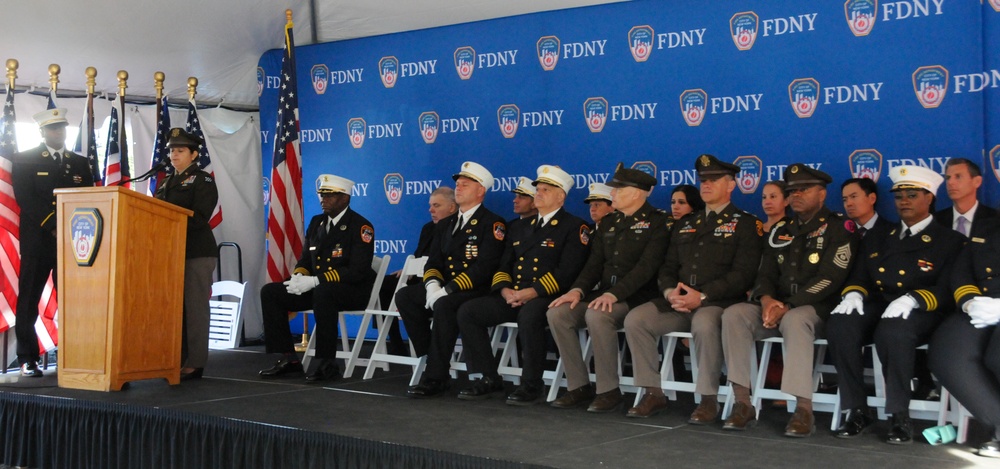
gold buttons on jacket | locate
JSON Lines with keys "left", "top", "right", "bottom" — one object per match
{"left": 987, "top": 268, "right": 993, "bottom": 274}
{"left": 899, "top": 270, "right": 905, "bottom": 275}
{"left": 879, "top": 267, "right": 885, "bottom": 273}
{"left": 897, "top": 282, "right": 903, "bottom": 287}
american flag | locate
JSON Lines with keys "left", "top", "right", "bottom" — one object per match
{"left": 33, "top": 90, "right": 60, "bottom": 352}
{"left": 103, "top": 98, "right": 130, "bottom": 187}
{"left": 266, "top": 16, "right": 304, "bottom": 282}
{"left": 0, "top": 86, "right": 19, "bottom": 333}
{"left": 184, "top": 101, "right": 222, "bottom": 228}
{"left": 147, "top": 96, "right": 172, "bottom": 195}
{"left": 73, "top": 89, "right": 103, "bottom": 186}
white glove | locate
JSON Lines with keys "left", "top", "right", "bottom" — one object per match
{"left": 426, "top": 287, "right": 448, "bottom": 310}
{"left": 832, "top": 292, "right": 865, "bottom": 316}
{"left": 881, "top": 294, "right": 917, "bottom": 320}
{"left": 425, "top": 281, "right": 444, "bottom": 309}
{"left": 967, "top": 296, "right": 1000, "bottom": 328}
{"left": 285, "top": 275, "right": 319, "bottom": 295}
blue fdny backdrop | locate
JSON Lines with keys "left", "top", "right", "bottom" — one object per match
{"left": 258, "top": 0, "right": 1000, "bottom": 274}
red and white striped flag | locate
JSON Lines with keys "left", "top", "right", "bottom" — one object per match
{"left": 184, "top": 101, "right": 222, "bottom": 228}
{"left": 266, "top": 16, "right": 304, "bottom": 282}
{"left": 102, "top": 96, "right": 130, "bottom": 187}
{"left": 0, "top": 86, "right": 19, "bottom": 333}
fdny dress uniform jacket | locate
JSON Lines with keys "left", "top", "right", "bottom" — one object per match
{"left": 828, "top": 219, "right": 964, "bottom": 414}
{"left": 457, "top": 208, "right": 590, "bottom": 385}
{"left": 396, "top": 206, "right": 505, "bottom": 381}
{"left": 261, "top": 209, "right": 376, "bottom": 359}
{"left": 11, "top": 145, "right": 93, "bottom": 365}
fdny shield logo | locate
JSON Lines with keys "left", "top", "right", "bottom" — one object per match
{"left": 384, "top": 173, "right": 404, "bottom": 205}
{"left": 679, "top": 89, "right": 708, "bottom": 126}
{"left": 497, "top": 104, "right": 520, "bottom": 138}
{"left": 379, "top": 56, "right": 399, "bottom": 88}
{"left": 631, "top": 161, "right": 657, "bottom": 181}
{"left": 347, "top": 118, "right": 366, "bottom": 149}
{"left": 418, "top": 111, "right": 440, "bottom": 144}
{"left": 733, "top": 156, "right": 763, "bottom": 194}
{"left": 989, "top": 145, "right": 1000, "bottom": 183}
{"left": 912, "top": 66, "right": 949, "bottom": 109}
{"left": 537, "top": 36, "right": 561, "bottom": 71}
{"left": 70, "top": 208, "right": 103, "bottom": 267}
{"left": 454, "top": 47, "right": 476, "bottom": 80}
{"left": 788, "top": 78, "right": 821, "bottom": 118}
{"left": 256, "top": 67, "right": 265, "bottom": 97}
{"left": 844, "top": 0, "right": 877, "bottom": 37}
{"left": 311, "top": 64, "right": 329, "bottom": 95}
{"left": 628, "top": 26, "right": 654, "bottom": 62}
{"left": 849, "top": 149, "right": 883, "bottom": 182}
{"left": 730, "top": 12, "right": 759, "bottom": 51}
{"left": 583, "top": 97, "right": 608, "bottom": 133}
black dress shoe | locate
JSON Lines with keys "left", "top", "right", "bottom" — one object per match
{"left": 180, "top": 368, "right": 204, "bottom": 381}
{"left": 259, "top": 357, "right": 304, "bottom": 379}
{"left": 407, "top": 379, "right": 450, "bottom": 398}
{"left": 458, "top": 375, "right": 505, "bottom": 400}
{"left": 506, "top": 382, "right": 543, "bottom": 406}
{"left": 19, "top": 362, "right": 43, "bottom": 378}
{"left": 886, "top": 412, "right": 913, "bottom": 445}
{"left": 835, "top": 408, "right": 874, "bottom": 439}
{"left": 305, "top": 359, "right": 340, "bottom": 382}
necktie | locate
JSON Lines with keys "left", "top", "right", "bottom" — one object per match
{"left": 956, "top": 216, "right": 969, "bottom": 237}
{"left": 452, "top": 214, "right": 463, "bottom": 234}
{"left": 53, "top": 151, "right": 61, "bottom": 165}
{"left": 707, "top": 210, "right": 717, "bottom": 220}
{"left": 857, "top": 226, "right": 867, "bottom": 238}
{"left": 536, "top": 216, "right": 545, "bottom": 231}
{"left": 326, "top": 217, "right": 333, "bottom": 234}
{"left": 901, "top": 228, "right": 911, "bottom": 239}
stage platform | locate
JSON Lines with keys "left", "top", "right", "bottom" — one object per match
{"left": 0, "top": 346, "right": 995, "bottom": 468}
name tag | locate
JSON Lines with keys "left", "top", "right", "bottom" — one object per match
{"left": 972, "top": 237, "right": 986, "bottom": 243}
{"left": 37, "top": 172, "right": 49, "bottom": 176}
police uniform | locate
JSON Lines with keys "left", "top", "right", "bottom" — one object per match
{"left": 722, "top": 164, "right": 858, "bottom": 433}
{"left": 625, "top": 155, "right": 763, "bottom": 410}
{"left": 11, "top": 108, "right": 94, "bottom": 372}
{"left": 398, "top": 162, "right": 506, "bottom": 393}
{"left": 153, "top": 128, "right": 219, "bottom": 372}
{"left": 260, "top": 175, "right": 375, "bottom": 379}
{"left": 456, "top": 166, "right": 590, "bottom": 402}
{"left": 930, "top": 216, "right": 1000, "bottom": 453}
{"left": 547, "top": 164, "right": 671, "bottom": 399}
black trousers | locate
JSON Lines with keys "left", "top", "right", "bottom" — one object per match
{"left": 826, "top": 302, "right": 944, "bottom": 414}
{"left": 457, "top": 293, "right": 552, "bottom": 386}
{"left": 395, "top": 283, "right": 486, "bottom": 381}
{"left": 15, "top": 251, "right": 55, "bottom": 365}
{"left": 260, "top": 280, "right": 370, "bottom": 360}
{"left": 929, "top": 314, "right": 1000, "bottom": 439}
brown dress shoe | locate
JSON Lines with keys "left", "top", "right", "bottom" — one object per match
{"left": 688, "top": 396, "right": 719, "bottom": 425}
{"left": 587, "top": 389, "right": 624, "bottom": 413}
{"left": 784, "top": 407, "right": 815, "bottom": 437}
{"left": 550, "top": 385, "right": 596, "bottom": 409}
{"left": 723, "top": 402, "right": 757, "bottom": 431}
{"left": 627, "top": 393, "right": 668, "bottom": 418}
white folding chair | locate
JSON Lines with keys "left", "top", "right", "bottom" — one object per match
{"left": 363, "top": 255, "right": 428, "bottom": 384}
{"left": 749, "top": 338, "right": 841, "bottom": 430}
{"left": 208, "top": 280, "right": 248, "bottom": 350}
{"left": 631, "top": 332, "right": 734, "bottom": 413}
{"left": 867, "top": 344, "right": 949, "bottom": 423}
{"left": 301, "top": 255, "right": 390, "bottom": 378}
{"left": 545, "top": 328, "right": 637, "bottom": 401}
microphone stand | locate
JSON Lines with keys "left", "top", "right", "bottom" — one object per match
{"left": 116, "top": 163, "right": 169, "bottom": 187}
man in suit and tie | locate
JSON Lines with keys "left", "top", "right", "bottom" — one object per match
{"left": 841, "top": 177, "right": 893, "bottom": 243}
{"left": 399, "top": 161, "right": 506, "bottom": 398}
{"left": 258, "top": 174, "right": 376, "bottom": 382}
{"left": 455, "top": 165, "right": 590, "bottom": 405}
{"left": 11, "top": 108, "right": 95, "bottom": 377}
{"left": 934, "top": 158, "right": 998, "bottom": 238}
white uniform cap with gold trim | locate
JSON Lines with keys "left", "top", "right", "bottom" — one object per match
{"left": 316, "top": 174, "right": 354, "bottom": 194}
{"left": 511, "top": 176, "right": 535, "bottom": 197}
{"left": 583, "top": 182, "right": 613, "bottom": 203}
{"left": 889, "top": 165, "right": 943, "bottom": 195}
{"left": 33, "top": 108, "right": 69, "bottom": 128}
{"left": 453, "top": 161, "right": 494, "bottom": 190}
{"left": 533, "top": 164, "right": 573, "bottom": 194}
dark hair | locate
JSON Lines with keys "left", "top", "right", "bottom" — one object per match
{"left": 671, "top": 184, "right": 705, "bottom": 212}
{"left": 945, "top": 157, "right": 982, "bottom": 178}
{"left": 841, "top": 177, "right": 879, "bottom": 200}
{"left": 763, "top": 180, "right": 787, "bottom": 194}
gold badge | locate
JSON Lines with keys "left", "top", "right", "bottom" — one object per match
{"left": 777, "top": 254, "right": 784, "bottom": 264}
{"left": 41, "top": 151, "right": 49, "bottom": 157}
{"left": 171, "top": 128, "right": 181, "bottom": 137}
{"left": 470, "top": 219, "right": 478, "bottom": 226}
{"left": 700, "top": 155, "right": 710, "bottom": 167}
{"left": 790, "top": 165, "right": 799, "bottom": 174}
{"left": 899, "top": 167, "right": 908, "bottom": 176}
{"left": 551, "top": 219, "right": 558, "bottom": 226}
{"left": 542, "top": 166, "right": 550, "bottom": 173}
{"left": 809, "top": 252, "right": 820, "bottom": 264}
{"left": 340, "top": 225, "right": 347, "bottom": 231}
{"left": 921, "top": 234, "right": 930, "bottom": 242}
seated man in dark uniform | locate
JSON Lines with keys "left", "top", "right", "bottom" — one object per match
{"left": 257, "top": 174, "right": 376, "bottom": 382}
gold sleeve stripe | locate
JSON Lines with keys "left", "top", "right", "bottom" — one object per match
{"left": 454, "top": 273, "right": 473, "bottom": 290}
{"left": 294, "top": 267, "right": 311, "bottom": 276}
{"left": 954, "top": 285, "right": 982, "bottom": 303}
{"left": 913, "top": 289, "right": 936, "bottom": 311}
{"left": 842, "top": 286, "right": 868, "bottom": 297}
{"left": 492, "top": 272, "right": 512, "bottom": 287}
{"left": 321, "top": 270, "right": 341, "bottom": 283}
{"left": 539, "top": 273, "right": 559, "bottom": 296}
{"left": 424, "top": 269, "right": 444, "bottom": 282}
{"left": 40, "top": 212, "right": 55, "bottom": 228}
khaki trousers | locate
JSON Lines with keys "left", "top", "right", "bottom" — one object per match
{"left": 546, "top": 295, "right": 629, "bottom": 394}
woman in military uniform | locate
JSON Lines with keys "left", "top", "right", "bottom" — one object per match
{"left": 154, "top": 128, "right": 219, "bottom": 380}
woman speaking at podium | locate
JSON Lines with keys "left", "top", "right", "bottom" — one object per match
{"left": 154, "top": 128, "right": 219, "bottom": 381}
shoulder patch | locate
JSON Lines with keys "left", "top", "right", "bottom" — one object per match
{"left": 580, "top": 225, "right": 590, "bottom": 245}
{"left": 844, "top": 219, "right": 856, "bottom": 233}
{"left": 204, "top": 176, "right": 213, "bottom": 183}
{"left": 756, "top": 219, "right": 763, "bottom": 237}
{"left": 360, "top": 225, "right": 374, "bottom": 243}
{"left": 834, "top": 243, "right": 852, "bottom": 269}
{"left": 493, "top": 221, "right": 505, "bottom": 241}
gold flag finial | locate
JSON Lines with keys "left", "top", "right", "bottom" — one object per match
{"left": 48, "top": 64, "right": 60, "bottom": 93}
{"left": 5, "top": 59, "right": 18, "bottom": 89}
{"left": 153, "top": 71, "right": 165, "bottom": 100}
{"left": 286, "top": 9, "right": 292, "bottom": 22}
{"left": 116, "top": 70, "right": 128, "bottom": 97}
{"left": 187, "top": 76, "right": 198, "bottom": 101}
{"left": 85, "top": 67, "right": 97, "bottom": 95}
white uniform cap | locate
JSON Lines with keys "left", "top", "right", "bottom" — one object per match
{"left": 453, "top": 161, "right": 494, "bottom": 191}
{"left": 316, "top": 174, "right": 354, "bottom": 194}
{"left": 511, "top": 176, "right": 536, "bottom": 197}
{"left": 33, "top": 108, "right": 68, "bottom": 128}
{"left": 583, "top": 183, "right": 613, "bottom": 203}
{"left": 889, "top": 165, "right": 943, "bottom": 195}
{"left": 533, "top": 165, "right": 573, "bottom": 194}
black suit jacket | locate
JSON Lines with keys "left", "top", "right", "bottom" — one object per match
{"left": 933, "top": 204, "right": 999, "bottom": 236}
{"left": 294, "top": 208, "right": 376, "bottom": 287}
{"left": 952, "top": 216, "right": 1000, "bottom": 310}
{"left": 491, "top": 207, "right": 590, "bottom": 297}
{"left": 856, "top": 212, "right": 896, "bottom": 254}
{"left": 413, "top": 221, "right": 436, "bottom": 258}
{"left": 423, "top": 206, "right": 506, "bottom": 294}
{"left": 11, "top": 144, "right": 94, "bottom": 256}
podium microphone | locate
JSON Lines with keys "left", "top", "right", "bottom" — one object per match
{"left": 116, "top": 161, "right": 170, "bottom": 186}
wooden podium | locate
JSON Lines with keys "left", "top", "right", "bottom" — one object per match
{"left": 54, "top": 187, "right": 192, "bottom": 391}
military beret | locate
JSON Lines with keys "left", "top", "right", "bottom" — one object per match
{"left": 783, "top": 163, "right": 832, "bottom": 188}
{"left": 606, "top": 162, "right": 655, "bottom": 191}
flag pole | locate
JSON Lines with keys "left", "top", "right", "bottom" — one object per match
{"left": 154, "top": 71, "right": 164, "bottom": 103}
{"left": 187, "top": 76, "right": 197, "bottom": 102}
{"left": 1, "top": 58, "right": 14, "bottom": 374}
{"left": 47, "top": 64, "right": 59, "bottom": 95}
{"left": 5, "top": 59, "right": 16, "bottom": 89}
{"left": 85, "top": 67, "right": 97, "bottom": 95}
